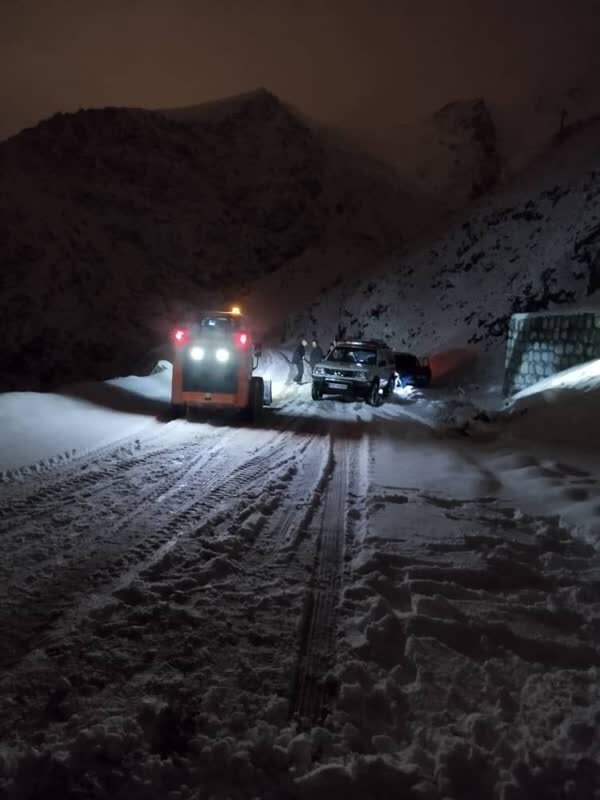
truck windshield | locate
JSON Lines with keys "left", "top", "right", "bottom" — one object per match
{"left": 198, "top": 316, "right": 241, "bottom": 331}
{"left": 327, "top": 347, "right": 377, "bottom": 365}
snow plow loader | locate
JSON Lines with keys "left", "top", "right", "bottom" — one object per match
{"left": 170, "top": 307, "right": 271, "bottom": 421}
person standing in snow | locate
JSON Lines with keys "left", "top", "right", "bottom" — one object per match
{"left": 309, "top": 339, "right": 324, "bottom": 374}
{"left": 292, "top": 336, "right": 308, "bottom": 384}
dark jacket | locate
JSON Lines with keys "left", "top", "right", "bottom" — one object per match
{"left": 309, "top": 345, "right": 324, "bottom": 368}
{"left": 292, "top": 342, "right": 305, "bottom": 364}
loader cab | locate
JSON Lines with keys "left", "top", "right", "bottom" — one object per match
{"left": 170, "top": 307, "right": 271, "bottom": 420}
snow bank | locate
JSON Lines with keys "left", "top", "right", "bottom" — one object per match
{"left": 0, "top": 350, "right": 302, "bottom": 478}
{"left": 506, "top": 358, "right": 600, "bottom": 446}
{"left": 0, "top": 363, "right": 172, "bottom": 476}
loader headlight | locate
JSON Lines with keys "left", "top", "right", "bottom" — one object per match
{"left": 215, "top": 348, "right": 230, "bottom": 363}
{"left": 190, "top": 346, "right": 205, "bottom": 361}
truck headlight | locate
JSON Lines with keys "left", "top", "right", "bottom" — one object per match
{"left": 215, "top": 348, "right": 230, "bottom": 363}
{"left": 190, "top": 346, "right": 205, "bottom": 361}
{"left": 356, "top": 371, "right": 368, "bottom": 381}
{"left": 313, "top": 367, "right": 324, "bottom": 376}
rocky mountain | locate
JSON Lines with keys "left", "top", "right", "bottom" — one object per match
{"left": 170, "top": 95, "right": 511, "bottom": 350}
{"left": 5, "top": 86, "right": 595, "bottom": 392}
{"left": 0, "top": 89, "right": 433, "bottom": 390}
{"left": 352, "top": 98, "right": 505, "bottom": 215}
{"left": 432, "top": 98, "right": 503, "bottom": 199}
{"left": 296, "top": 117, "right": 600, "bottom": 383}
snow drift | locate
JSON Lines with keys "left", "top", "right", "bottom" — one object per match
{"left": 506, "top": 357, "right": 600, "bottom": 446}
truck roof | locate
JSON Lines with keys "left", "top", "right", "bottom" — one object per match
{"left": 335, "top": 339, "right": 388, "bottom": 349}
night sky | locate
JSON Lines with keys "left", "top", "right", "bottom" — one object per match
{"left": 1, "top": 0, "right": 600, "bottom": 147}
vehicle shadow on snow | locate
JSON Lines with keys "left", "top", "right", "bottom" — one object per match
{"left": 186, "top": 408, "right": 372, "bottom": 440}
{"left": 186, "top": 399, "right": 438, "bottom": 440}
{"left": 61, "top": 382, "right": 172, "bottom": 418}
{"left": 60, "top": 379, "right": 441, "bottom": 440}
{"left": 59, "top": 382, "right": 459, "bottom": 443}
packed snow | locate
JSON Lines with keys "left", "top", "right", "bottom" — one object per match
{"left": 1, "top": 350, "right": 599, "bottom": 799}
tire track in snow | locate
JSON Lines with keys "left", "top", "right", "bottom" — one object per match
{"left": 0, "top": 402, "right": 362, "bottom": 742}
{"left": 291, "top": 434, "right": 351, "bottom": 721}
{"left": 0, "top": 420, "right": 191, "bottom": 532}
{"left": 0, "top": 414, "right": 311, "bottom": 667}
{"left": 109, "top": 413, "right": 327, "bottom": 595}
{"left": 0, "top": 433, "right": 237, "bottom": 665}
{"left": 5, "top": 430, "right": 307, "bottom": 678}
{"left": 0, "top": 408, "right": 309, "bottom": 583}
{"left": 85, "top": 441, "right": 299, "bottom": 604}
{"left": 257, "top": 433, "right": 333, "bottom": 556}
{"left": 108, "top": 426, "right": 339, "bottom": 722}
{"left": 0, "top": 426, "right": 236, "bottom": 583}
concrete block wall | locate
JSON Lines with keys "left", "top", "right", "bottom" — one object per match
{"left": 503, "top": 310, "right": 600, "bottom": 395}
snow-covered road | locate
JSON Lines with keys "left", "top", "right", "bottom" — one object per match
{"left": 1, "top": 358, "right": 600, "bottom": 799}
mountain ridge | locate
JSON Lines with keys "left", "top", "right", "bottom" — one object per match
{"left": 0, "top": 91, "right": 425, "bottom": 389}
{"left": 294, "top": 118, "right": 600, "bottom": 383}
{"left": 3, "top": 87, "right": 592, "bottom": 390}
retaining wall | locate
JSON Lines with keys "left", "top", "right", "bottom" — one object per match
{"left": 503, "top": 310, "right": 600, "bottom": 395}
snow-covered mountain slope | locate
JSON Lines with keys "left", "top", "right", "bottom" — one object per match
{"left": 298, "top": 119, "right": 600, "bottom": 383}
{"left": 358, "top": 98, "right": 504, "bottom": 214}
{"left": 353, "top": 60, "right": 600, "bottom": 196}
{"left": 4, "top": 85, "right": 600, "bottom": 393}
{"left": 496, "top": 59, "right": 600, "bottom": 174}
{"left": 0, "top": 89, "right": 434, "bottom": 391}
{"left": 238, "top": 98, "right": 504, "bottom": 341}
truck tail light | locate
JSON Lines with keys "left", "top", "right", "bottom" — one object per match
{"left": 173, "top": 328, "right": 189, "bottom": 345}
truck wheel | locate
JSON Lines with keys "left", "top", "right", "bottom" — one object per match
{"left": 311, "top": 381, "right": 323, "bottom": 400}
{"left": 247, "top": 377, "right": 264, "bottom": 421}
{"left": 368, "top": 380, "right": 383, "bottom": 407}
{"left": 262, "top": 379, "right": 273, "bottom": 406}
{"left": 384, "top": 373, "right": 396, "bottom": 398}
{"left": 186, "top": 405, "right": 202, "bottom": 422}
{"left": 170, "top": 403, "right": 185, "bottom": 419}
